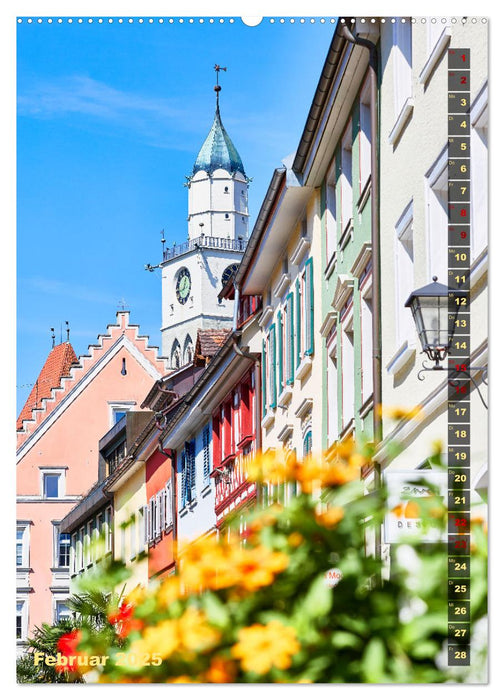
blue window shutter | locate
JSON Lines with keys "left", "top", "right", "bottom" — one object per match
{"left": 180, "top": 450, "right": 187, "bottom": 508}
{"left": 305, "top": 258, "right": 314, "bottom": 356}
{"left": 203, "top": 425, "right": 210, "bottom": 485}
{"left": 277, "top": 310, "right": 283, "bottom": 397}
{"left": 295, "top": 278, "right": 301, "bottom": 368}
{"left": 286, "top": 293, "right": 294, "bottom": 384}
{"left": 186, "top": 440, "right": 196, "bottom": 502}
{"left": 262, "top": 339, "right": 267, "bottom": 417}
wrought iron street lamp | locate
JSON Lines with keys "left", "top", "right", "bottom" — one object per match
{"left": 404, "top": 276, "right": 455, "bottom": 368}
{"left": 405, "top": 276, "right": 487, "bottom": 408}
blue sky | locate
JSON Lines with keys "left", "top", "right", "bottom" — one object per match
{"left": 16, "top": 16, "right": 337, "bottom": 412}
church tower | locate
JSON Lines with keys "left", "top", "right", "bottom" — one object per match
{"left": 160, "top": 67, "right": 249, "bottom": 368}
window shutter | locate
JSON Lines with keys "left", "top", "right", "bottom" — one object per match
{"left": 295, "top": 278, "right": 301, "bottom": 368}
{"left": 146, "top": 501, "right": 151, "bottom": 543}
{"left": 268, "top": 325, "right": 277, "bottom": 409}
{"left": 190, "top": 439, "right": 196, "bottom": 501}
{"left": 286, "top": 293, "right": 294, "bottom": 384}
{"left": 180, "top": 450, "right": 187, "bottom": 508}
{"left": 165, "top": 482, "right": 173, "bottom": 530}
{"left": 262, "top": 339, "right": 267, "bottom": 417}
{"left": 305, "top": 258, "right": 314, "bottom": 356}
{"left": 277, "top": 310, "right": 283, "bottom": 396}
{"left": 203, "top": 425, "right": 211, "bottom": 485}
{"left": 159, "top": 490, "right": 165, "bottom": 537}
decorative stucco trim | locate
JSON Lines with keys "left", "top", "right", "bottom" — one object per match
{"left": 386, "top": 340, "right": 416, "bottom": 377}
{"left": 419, "top": 27, "right": 452, "bottom": 86}
{"left": 388, "top": 97, "right": 414, "bottom": 147}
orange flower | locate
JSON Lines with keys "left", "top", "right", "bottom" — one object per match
{"left": 178, "top": 607, "right": 221, "bottom": 652}
{"left": 247, "top": 450, "right": 297, "bottom": 484}
{"left": 205, "top": 656, "right": 236, "bottom": 683}
{"left": 232, "top": 621, "right": 300, "bottom": 675}
{"left": 287, "top": 532, "right": 304, "bottom": 547}
{"left": 316, "top": 506, "right": 345, "bottom": 528}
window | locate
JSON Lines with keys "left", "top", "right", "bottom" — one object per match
{"left": 55, "top": 601, "right": 72, "bottom": 623}
{"left": 85, "top": 521, "right": 92, "bottom": 566}
{"left": 326, "top": 328, "right": 338, "bottom": 447}
{"left": 105, "top": 507, "right": 113, "bottom": 554}
{"left": 395, "top": 201, "right": 416, "bottom": 345}
{"left": 45, "top": 474, "right": 59, "bottom": 498}
{"left": 360, "top": 283, "right": 373, "bottom": 404}
{"left": 359, "top": 77, "right": 372, "bottom": 191}
{"left": 70, "top": 533, "right": 77, "bottom": 575}
{"left": 181, "top": 440, "right": 196, "bottom": 508}
{"left": 267, "top": 324, "right": 277, "bottom": 409}
{"left": 285, "top": 293, "right": 294, "bottom": 385}
{"left": 16, "top": 524, "right": 29, "bottom": 568}
{"left": 164, "top": 482, "right": 173, "bottom": 530}
{"left": 108, "top": 401, "right": 135, "bottom": 427}
{"left": 183, "top": 334, "right": 194, "bottom": 365}
{"left": 77, "top": 527, "right": 84, "bottom": 571}
{"left": 392, "top": 18, "right": 412, "bottom": 119}
{"left": 105, "top": 439, "right": 127, "bottom": 476}
{"left": 471, "top": 94, "right": 488, "bottom": 260}
{"left": 302, "top": 258, "right": 314, "bottom": 357}
{"left": 277, "top": 311, "right": 283, "bottom": 397}
{"left": 426, "top": 154, "right": 448, "bottom": 284}
{"left": 203, "top": 425, "right": 211, "bottom": 487}
{"left": 325, "top": 159, "right": 337, "bottom": 261}
{"left": 53, "top": 524, "right": 70, "bottom": 568}
{"left": 171, "top": 339, "right": 182, "bottom": 369}
{"left": 17, "top": 601, "right": 27, "bottom": 641}
{"left": 341, "top": 122, "right": 353, "bottom": 234}
{"left": 303, "top": 430, "right": 313, "bottom": 458}
{"left": 40, "top": 468, "right": 65, "bottom": 499}
{"left": 341, "top": 307, "right": 355, "bottom": 432}
{"left": 262, "top": 340, "right": 267, "bottom": 417}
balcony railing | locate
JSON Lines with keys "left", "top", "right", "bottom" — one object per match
{"left": 162, "top": 235, "right": 247, "bottom": 263}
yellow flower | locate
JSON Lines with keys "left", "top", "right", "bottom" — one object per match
{"left": 287, "top": 532, "right": 304, "bottom": 547}
{"left": 295, "top": 454, "right": 324, "bottom": 492}
{"left": 157, "top": 576, "right": 184, "bottom": 607}
{"left": 247, "top": 450, "right": 297, "bottom": 484}
{"left": 178, "top": 607, "right": 221, "bottom": 652}
{"left": 382, "top": 405, "right": 423, "bottom": 421}
{"left": 128, "top": 619, "right": 179, "bottom": 662}
{"left": 316, "top": 506, "right": 345, "bottom": 528}
{"left": 166, "top": 676, "right": 196, "bottom": 683}
{"left": 231, "top": 621, "right": 300, "bottom": 675}
{"left": 230, "top": 546, "right": 289, "bottom": 592}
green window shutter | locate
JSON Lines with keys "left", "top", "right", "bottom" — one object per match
{"left": 262, "top": 339, "right": 267, "bottom": 417}
{"left": 277, "top": 310, "right": 283, "bottom": 397}
{"left": 305, "top": 257, "right": 314, "bottom": 356}
{"left": 286, "top": 293, "right": 294, "bottom": 384}
{"left": 295, "top": 278, "right": 301, "bottom": 368}
{"left": 268, "top": 324, "right": 277, "bottom": 409}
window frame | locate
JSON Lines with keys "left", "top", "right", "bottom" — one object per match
{"left": 39, "top": 467, "right": 66, "bottom": 499}
{"left": 16, "top": 522, "right": 30, "bottom": 569}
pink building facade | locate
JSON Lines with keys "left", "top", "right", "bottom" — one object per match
{"left": 16, "top": 311, "right": 167, "bottom": 652}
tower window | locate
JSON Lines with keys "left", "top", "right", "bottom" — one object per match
{"left": 225, "top": 213, "right": 229, "bottom": 219}
{"left": 224, "top": 186, "right": 229, "bottom": 193}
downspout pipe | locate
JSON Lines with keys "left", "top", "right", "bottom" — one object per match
{"left": 340, "top": 22, "right": 382, "bottom": 446}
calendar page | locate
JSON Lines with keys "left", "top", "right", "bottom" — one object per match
{"left": 15, "top": 8, "right": 489, "bottom": 686}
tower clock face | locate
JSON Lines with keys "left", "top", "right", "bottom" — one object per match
{"left": 221, "top": 263, "right": 239, "bottom": 287}
{"left": 176, "top": 267, "right": 191, "bottom": 304}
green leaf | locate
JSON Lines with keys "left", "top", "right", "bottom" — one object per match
{"left": 303, "top": 574, "right": 333, "bottom": 619}
{"left": 202, "top": 592, "right": 230, "bottom": 628}
{"left": 362, "top": 637, "right": 386, "bottom": 682}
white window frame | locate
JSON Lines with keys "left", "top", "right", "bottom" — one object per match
{"left": 392, "top": 18, "right": 412, "bottom": 119}
{"left": 70, "top": 533, "right": 77, "bottom": 575}
{"left": 16, "top": 522, "right": 30, "bottom": 569}
{"left": 394, "top": 200, "right": 416, "bottom": 347}
{"left": 360, "top": 280, "right": 373, "bottom": 405}
{"left": 359, "top": 76, "right": 372, "bottom": 193}
{"left": 325, "top": 157, "right": 337, "bottom": 264}
{"left": 53, "top": 595, "right": 72, "bottom": 625}
{"left": 326, "top": 327, "right": 339, "bottom": 448}
{"left": 164, "top": 482, "right": 173, "bottom": 531}
{"left": 340, "top": 121, "right": 353, "bottom": 234}
{"left": 16, "top": 598, "right": 28, "bottom": 643}
{"left": 77, "top": 527, "right": 85, "bottom": 571}
{"left": 470, "top": 88, "right": 488, "bottom": 262}
{"left": 426, "top": 149, "right": 448, "bottom": 284}
{"left": 105, "top": 506, "right": 113, "bottom": 554}
{"left": 108, "top": 401, "right": 136, "bottom": 427}
{"left": 341, "top": 306, "right": 355, "bottom": 434}
{"left": 39, "top": 467, "right": 66, "bottom": 499}
{"left": 52, "top": 522, "right": 70, "bottom": 569}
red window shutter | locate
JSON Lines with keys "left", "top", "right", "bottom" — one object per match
{"left": 212, "top": 414, "right": 220, "bottom": 469}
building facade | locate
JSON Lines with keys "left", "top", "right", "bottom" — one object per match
{"left": 16, "top": 311, "right": 166, "bottom": 651}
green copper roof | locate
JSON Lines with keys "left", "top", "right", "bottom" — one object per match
{"left": 192, "top": 102, "right": 245, "bottom": 177}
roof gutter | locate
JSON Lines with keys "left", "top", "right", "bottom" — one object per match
{"left": 292, "top": 20, "right": 347, "bottom": 175}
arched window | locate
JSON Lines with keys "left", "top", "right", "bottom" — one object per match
{"left": 183, "top": 335, "right": 194, "bottom": 365}
{"left": 171, "top": 340, "right": 181, "bottom": 370}
{"left": 303, "top": 430, "right": 312, "bottom": 458}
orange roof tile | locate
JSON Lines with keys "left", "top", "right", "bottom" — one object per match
{"left": 195, "top": 328, "right": 230, "bottom": 359}
{"left": 17, "top": 342, "right": 78, "bottom": 430}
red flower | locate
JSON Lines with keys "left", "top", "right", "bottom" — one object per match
{"left": 108, "top": 601, "right": 143, "bottom": 639}
{"left": 55, "top": 629, "right": 82, "bottom": 673}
